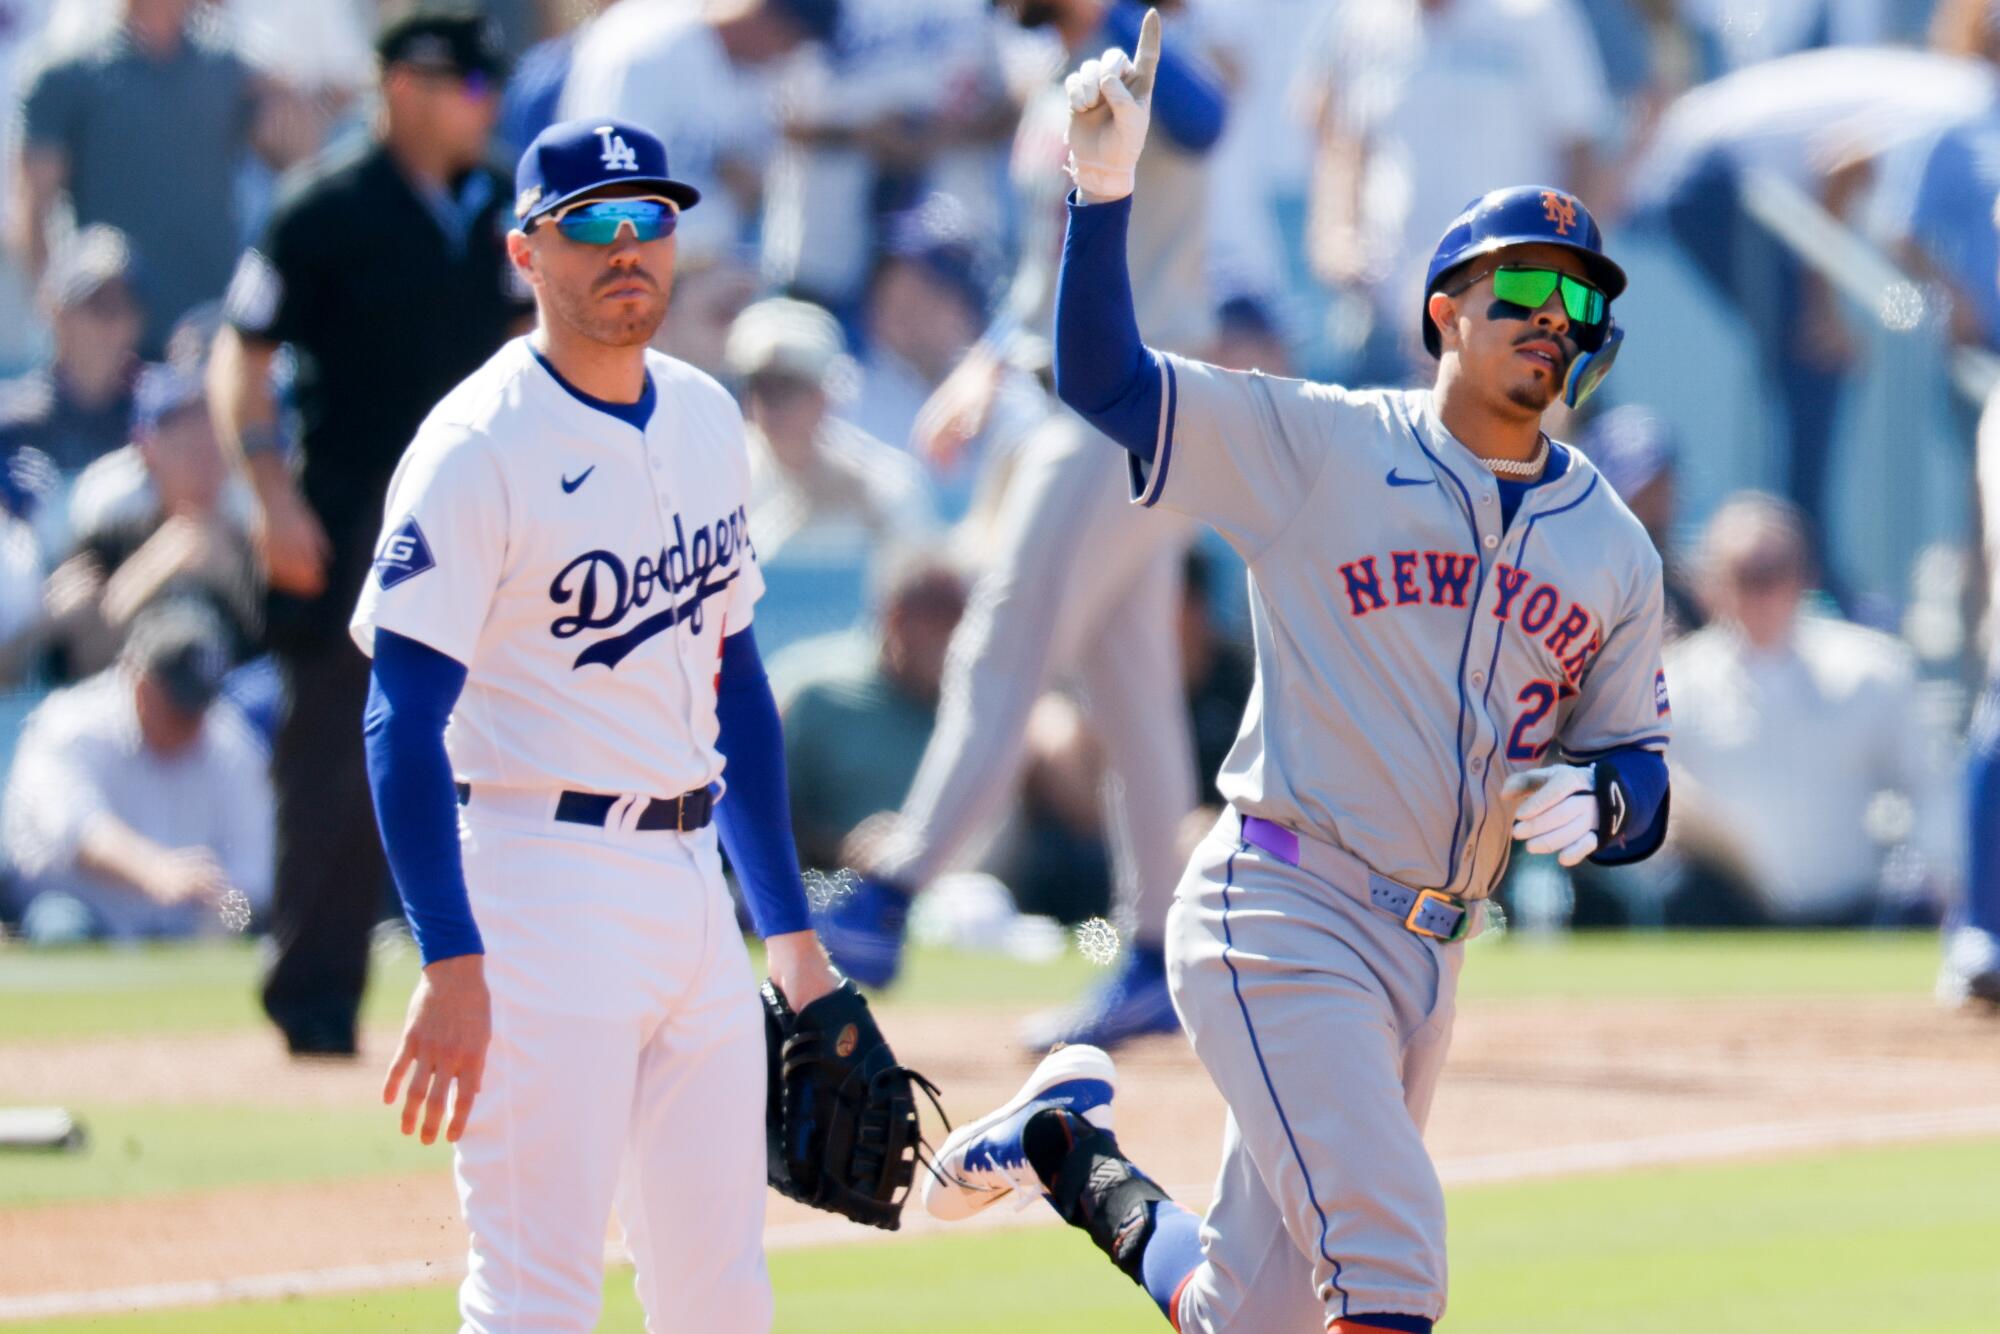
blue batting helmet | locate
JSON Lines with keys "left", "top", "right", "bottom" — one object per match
{"left": 1420, "top": 185, "right": 1627, "bottom": 358}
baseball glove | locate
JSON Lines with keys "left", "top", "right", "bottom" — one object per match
{"left": 762, "top": 978, "right": 944, "bottom": 1230}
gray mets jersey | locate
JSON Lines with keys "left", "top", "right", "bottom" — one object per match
{"left": 1135, "top": 357, "right": 1671, "bottom": 900}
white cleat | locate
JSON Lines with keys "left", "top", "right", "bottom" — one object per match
{"left": 922, "top": 1044, "right": 1117, "bottom": 1222}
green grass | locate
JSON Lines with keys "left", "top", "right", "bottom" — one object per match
{"left": 1456, "top": 928, "right": 1942, "bottom": 1000}
{"left": 10, "top": 1137, "right": 1995, "bottom": 1332}
{"left": 0, "top": 1105, "right": 443, "bottom": 1208}
{"left": 0, "top": 930, "right": 1947, "bottom": 1044}
{"left": 0, "top": 939, "right": 1111, "bottom": 1044}
{"left": 0, "top": 943, "right": 423, "bottom": 1042}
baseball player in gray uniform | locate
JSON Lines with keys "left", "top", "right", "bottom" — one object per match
{"left": 814, "top": 0, "right": 1226, "bottom": 1052}
{"left": 920, "top": 14, "right": 1673, "bottom": 1331}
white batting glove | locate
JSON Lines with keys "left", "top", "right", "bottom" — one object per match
{"left": 1063, "top": 8, "right": 1161, "bottom": 204}
{"left": 1503, "top": 764, "right": 1601, "bottom": 868}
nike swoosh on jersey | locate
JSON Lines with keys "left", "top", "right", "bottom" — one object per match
{"left": 1385, "top": 468, "right": 1435, "bottom": 487}
{"left": 561, "top": 466, "right": 595, "bottom": 494}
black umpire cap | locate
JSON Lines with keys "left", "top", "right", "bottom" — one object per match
{"left": 376, "top": 7, "right": 510, "bottom": 81}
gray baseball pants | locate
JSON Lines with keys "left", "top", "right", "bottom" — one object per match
{"left": 1167, "top": 810, "right": 1470, "bottom": 1329}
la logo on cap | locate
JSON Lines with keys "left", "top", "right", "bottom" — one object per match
{"left": 596, "top": 126, "right": 638, "bottom": 172}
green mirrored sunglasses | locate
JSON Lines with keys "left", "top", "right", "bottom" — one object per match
{"left": 1487, "top": 265, "right": 1608, "bottom": 328}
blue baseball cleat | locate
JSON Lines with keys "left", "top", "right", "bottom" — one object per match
{"left": 924, "top": 1043, "right": 1117, "bottom": 1221}
{"left": 1017, "top": 947, "right": 1181, "bottom": 1052}
{"left": 812, "top": 875, "right": 911, "bottom": 989}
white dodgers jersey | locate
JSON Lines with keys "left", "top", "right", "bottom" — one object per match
{"left": 351, "top": 338, "right": 764, "bottom": 796}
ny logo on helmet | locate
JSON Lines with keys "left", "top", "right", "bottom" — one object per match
{"left": 1541, "top": 191, "right": 1578, "bottom": 236}
{"left": 596, "top": 126, "right": 639, "bottom": 172}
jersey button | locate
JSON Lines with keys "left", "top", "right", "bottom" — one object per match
{"left": 1479, "top": 492, "right": 1493, "bottom": 505}
{"left": 1470, "top": 756, "right": 1485, "bottom": 773}
{"left": 1470, "top": 670, "right": 1485, "bottom": 686}
{"left": 1483, "top": 533, "right": 1499, "bottom": 549}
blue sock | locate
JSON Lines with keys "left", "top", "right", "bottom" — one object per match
{"left": 1138, "top": 1200, "right": 1203, "bottom": 1318}
{"left": 1967, "top": 689, "right": 2000, "bottom": 938}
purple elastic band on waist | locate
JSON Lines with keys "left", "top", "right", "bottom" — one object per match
{"left": 1241, "top": 815, "right": 1300, "bottom": 866}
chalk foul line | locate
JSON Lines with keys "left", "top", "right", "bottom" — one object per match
{"left": 4, "top": 1104, "right": 1996, "bottom": 1323}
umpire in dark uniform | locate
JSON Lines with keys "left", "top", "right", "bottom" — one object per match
{"left": 209, "top": 11, "right": 532, "bottom": 1056}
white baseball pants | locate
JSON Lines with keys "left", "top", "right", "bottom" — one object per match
{"left": 452, "top": 791, "right": 770, "bottom": 1333}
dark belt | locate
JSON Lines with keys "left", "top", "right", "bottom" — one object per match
{"left": 454, "top": 782, "right": 715, "bottom": 832}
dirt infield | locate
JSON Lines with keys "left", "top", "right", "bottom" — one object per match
{"left": 5, "top": 993, "right": 1998, "bottom": 1306}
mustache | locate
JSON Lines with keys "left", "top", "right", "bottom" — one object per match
{"left": 1511, "top": 327, "right": 1576, "bottom": 370}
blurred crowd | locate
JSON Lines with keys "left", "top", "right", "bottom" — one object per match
{"left": 0, "top": 0, "right": 1997, "bottom": 1012}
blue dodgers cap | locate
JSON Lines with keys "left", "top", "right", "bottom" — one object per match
{"left": 513, "top": 118, "right": 700, "bottom": 228}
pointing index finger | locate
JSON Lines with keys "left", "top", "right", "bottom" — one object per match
{"left": 1126, "top": 8, "right": 1161, "bottom": 101}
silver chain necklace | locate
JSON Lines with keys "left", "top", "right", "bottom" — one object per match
{"left": 1483, "top": 434, "right": 1549, "bottom": 479}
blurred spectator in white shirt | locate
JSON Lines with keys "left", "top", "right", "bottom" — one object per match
{"left": 728, "top": 296, "right": 935, "bottom": 563}
{"left": 761, "top": 0, "right": 1013, "bottom": 314}
{"left": 1300, "top": 0, "right": 1613, "bottom": 377}
{"left": 1661, "top": 493, "right": 1940, "bottom": 926}
{"left": 3, "top": 601, "right": 272, "bottom": 943}
{"left": 1186, "top": 0, "right": 1321, "bottom": 316}
{"left": 848, "top": 195, "right": 1041, "bottom": 524}
{"left": 559, "top": 0, "right": 838, "bottom": 263}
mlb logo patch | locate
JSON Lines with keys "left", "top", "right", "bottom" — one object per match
{"left": 1654, "top": 668, "right": 1670, "bottom": 718}
{"left": 374, "top": 517, "right": 435, "bottom": 590}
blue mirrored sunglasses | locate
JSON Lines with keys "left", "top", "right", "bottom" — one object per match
{"left": 546, "top": 197, "right": 678, "bottom": 245}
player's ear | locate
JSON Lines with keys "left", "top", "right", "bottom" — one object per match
{"left": 505, "top": 229, "right": 537, "bottom": 289}
{"left": 1427, "top": 289, "right": 1459, "bottom": 351}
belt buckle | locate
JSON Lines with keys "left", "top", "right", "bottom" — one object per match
{"left": 674, "top": 795, "right": 690, "bottom": 833}
{"left": 1404, "top": 888, "right": 1462, "bottom": 941}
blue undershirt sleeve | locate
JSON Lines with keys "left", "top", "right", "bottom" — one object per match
{"left": 1588, "top": 745, "right": 1669, "bottom": 865}
{"left": 362, "top": 629, "right": 481, "bottom": 965}
{"left": 713, "top": 625, "right": 813, "bottom": 939}
{"left": 1102, "top": 3, "right": 1226, "bottom": 153}
{"left": 1054, "top": 193, "right": 1165, "bottom": 461}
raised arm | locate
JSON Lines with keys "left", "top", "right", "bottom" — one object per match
{"left": 1054, "top": 196, "right": 1165, "bottom": 460}
{"left": 1051, "top": 10, "right": 1166, "bottom": 460}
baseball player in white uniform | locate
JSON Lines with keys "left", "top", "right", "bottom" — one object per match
{"left": 922, "top": 16, "right": 1674, "bottom": 1331}
{"left": 352, "top": 118, "right": 840, "bottom": 1333}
